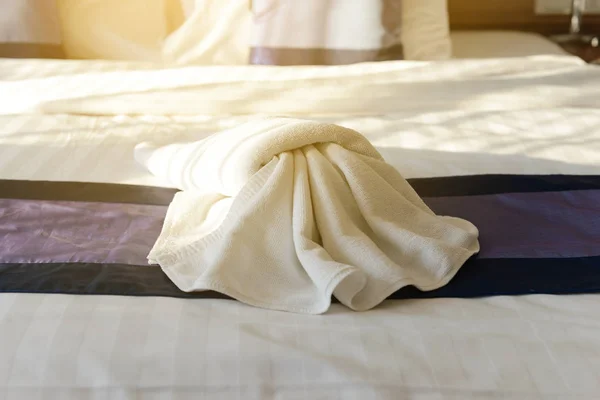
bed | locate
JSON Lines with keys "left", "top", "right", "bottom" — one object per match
{"left": 1, "top": 21, "right": 600, "bottom": 400}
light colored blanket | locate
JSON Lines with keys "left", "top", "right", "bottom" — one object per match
{"left": 135, "top": 118, "right": 479, "bottom": 313}
{"left": 2, "top": 54, "right": 598, "bottom": 117}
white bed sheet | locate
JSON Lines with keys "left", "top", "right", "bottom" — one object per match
{"left": 1, "top": 55, "right": 600, "bottom": 399}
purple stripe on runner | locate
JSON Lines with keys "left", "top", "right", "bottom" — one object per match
{"left": 1, "top": 190, "right": 598, "bottom": 266}
{"left": 0, "top": 199, "right": 166, "bottom": 265}
{"left": 424, "top": 190, "right": 600, "bottom": 259}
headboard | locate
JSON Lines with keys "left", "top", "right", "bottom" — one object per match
{"left": 448, "top": 0, "right": 600, "bottom": 34}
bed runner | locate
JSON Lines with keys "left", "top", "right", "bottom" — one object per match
{"left": 1, "top": 174, "right": 599, "bottom": 300}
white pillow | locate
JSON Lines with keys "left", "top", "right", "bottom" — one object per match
{"left": 58, "top": 0, "right": 184, "bottom": 62}
{"left": 401, "top": 0, "right": 452, "bottom": 60}
{"left": 248, "top": 0, "right": 403, "bottom": 65}
{"left": 162, "top": 0, "right": 251, "bottom": 65}
{"left": 168, "top": 0, "right": 452, "bottom": 64}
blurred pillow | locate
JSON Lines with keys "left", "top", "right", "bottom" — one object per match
{"left": 162, "top": 0, "right": 251, "bottom": 65}
{"left": 0, "top": 0, "right": 64, "bottom": 58}
{"left": 451, "top": 31, "right": 569, "bottom": 59}
{"left": 249, "top": 0, "right": 403, "bottom": 66}
{"left": 57, "top": 0, "right": 184, "bottom": 62}
{"left": 401, "top": 0, "right": 452, "bottom": 60}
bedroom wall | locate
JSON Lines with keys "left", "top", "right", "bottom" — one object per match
{"left": 448, "top": 0, "right": 600, "bottom": 34}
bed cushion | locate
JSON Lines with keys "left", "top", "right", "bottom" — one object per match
{"left": 249, "top": 0, "right": 403, "bottom": 65}
{"left": 249, "top": 0, "right": 453, "bottom": 65}
{"left": 0, "top": 0, "right": 64, "bottom": 59}
{"left": 57, "top": 0, "right": 184, "bottom": 62}
{"left": 401, "top": 0, "right": 452, "bottom": 60}
{"left": 451, "top": 30, "right": 569, "bottom": 59}
{"left": 162, "top": 0, "right": 252, "bottom": 65}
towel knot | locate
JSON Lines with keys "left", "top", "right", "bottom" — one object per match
{"left": 135, "top": 118, "right": 479, "bottom": 314}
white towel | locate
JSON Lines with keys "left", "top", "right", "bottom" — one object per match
{"left": 135, "top": 118, "right": 480, "bottom": 314}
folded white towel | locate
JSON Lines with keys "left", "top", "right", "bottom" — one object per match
{"left": 135, "top": 118, "right": 479, "bottom": 314}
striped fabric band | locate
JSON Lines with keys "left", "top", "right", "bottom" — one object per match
{"left": 1, "top": 175, "right": 599, "bottom": 300}
{"left": 249, "top": 0, "right": 403, "bottom": 65}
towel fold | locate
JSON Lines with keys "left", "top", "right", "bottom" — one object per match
{"left": 135, "top": 118, "right": 479, "bottom": 314}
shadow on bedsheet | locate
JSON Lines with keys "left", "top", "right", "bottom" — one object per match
{"left": 375, "top": 146, "right": 598, "bottom": 178}
{"left": 3, "top": 136, "right": 597, "bottom": 184}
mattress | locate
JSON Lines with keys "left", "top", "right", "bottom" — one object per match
{"left": 1, "top": 54, "right": 600, "bottom": 399}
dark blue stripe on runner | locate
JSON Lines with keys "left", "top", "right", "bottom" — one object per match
{"left": 408, "top": 174, "right": 600, "bottom": 198}
{"left": 0, "top": 180, "right": 178, "bottom": 206}
{"left": 1, "top": 175, "right": 599, "bottom": 205}
{"left": 1, "top": 256, "right": 598, "bottom": 300}
{"left": 390, "top": 256, "right": 600, "bottom": 300}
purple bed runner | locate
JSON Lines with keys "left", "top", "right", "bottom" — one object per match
{"left": 1, "top": 175, "right": 599, "bottom": 300}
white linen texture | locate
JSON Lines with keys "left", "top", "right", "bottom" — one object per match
{"left": 135, "top": 118, "right": 479, "bottom": 314}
